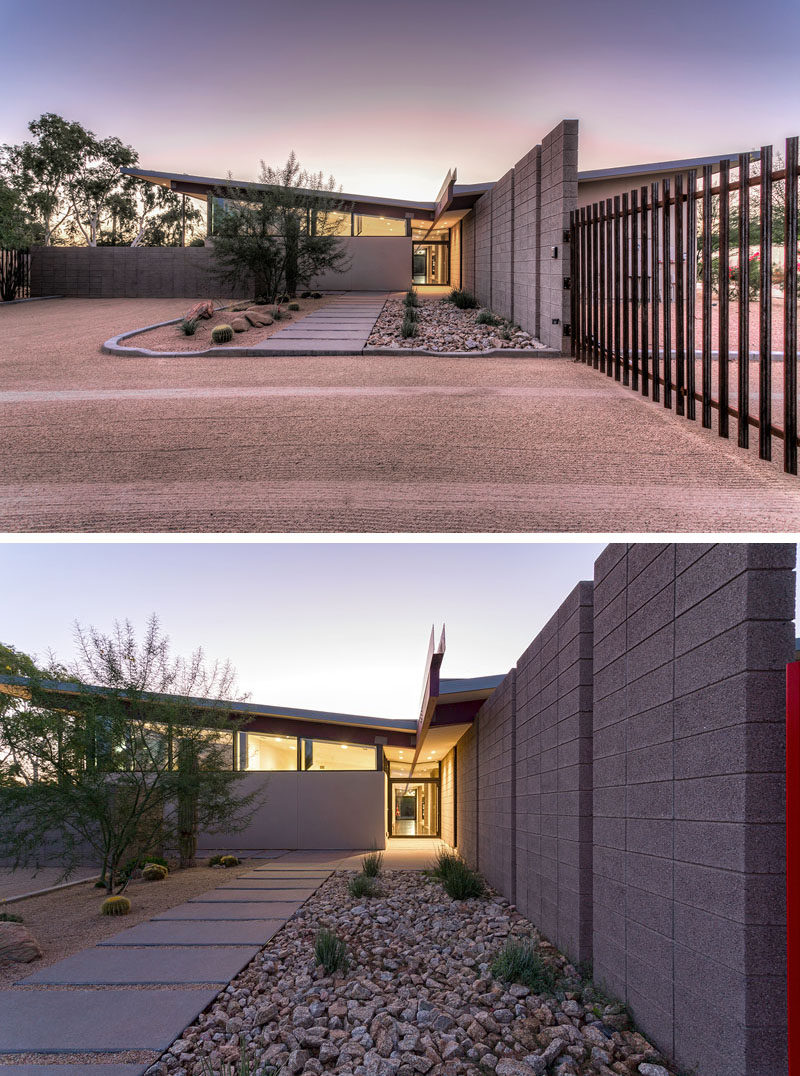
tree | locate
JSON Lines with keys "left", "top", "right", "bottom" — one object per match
{"left": 211, "top": 152, "right": 350, "bottom": 300}
{"left": 0, "top": 617, "right": 264, "bottom": 892}
{"left": 0, "top": 178, "right": 33, "bottom": 247}
{"left": 1, "top": 114, "right": 93, "bottom": 245}
{"left": 67, "top": 135, "right": 138, "bottom": 247}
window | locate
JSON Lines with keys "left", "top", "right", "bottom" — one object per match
{"left": 311, "top": 209, "right": 351, "bottom": 236}
{"left": 353, "top": 214, "right": 407, "bottom": 237}
{"left": 389, "top": 760, "right": 439, "bottom": 779}
{"left": 302, "top": 739, "right": 376, "bottom": 771}
{"left": 243, "top": 732, "right": 297, "bottom": 771}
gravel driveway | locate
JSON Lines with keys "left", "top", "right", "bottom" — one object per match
{"left": 2, "top": 297, "right": 800, "bottom": 532}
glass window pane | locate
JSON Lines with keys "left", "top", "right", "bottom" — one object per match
{"left": 353, "top": 214, "right": 407, "bottom": 237}
{"left": 391, "top": 781, "right": 439, "bottom": 836}
{"left": 245, "top": 732, "right": 297, "bottom": 771}
{"left": 304, "top": 739, "right": 376, "bottom": 771}
{"left": 312, "top": 209, "right": 351, "bottom": 236}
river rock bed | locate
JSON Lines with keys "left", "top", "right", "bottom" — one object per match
{"left": 145, "top": 871, "right": 676, "bottom": 1076}
{"left": 367, "top": 298, "right": 545, "bottom": 352}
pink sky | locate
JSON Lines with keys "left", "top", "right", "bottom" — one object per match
{"left": 3, "top": 0, "right": 799, "bottom": 201}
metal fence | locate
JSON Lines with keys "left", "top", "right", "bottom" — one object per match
{"left": 0, "top": 247, "right": 31, "bottom": 302}
{"left": 570, "top": 137, "right": 800, "bottom": 473}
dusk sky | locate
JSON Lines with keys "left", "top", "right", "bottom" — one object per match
{"left": 2, "top": 542, "right": 606, "bottom": 720}
{"left": 3, "top": 0, "right": 799, "bottom": 201}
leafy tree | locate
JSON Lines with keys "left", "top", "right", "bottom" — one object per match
{"left": 1, "top": 114, "right": 93, "bottom": 245}
{"left": 0, "top": 617, "right": 264, "bottom": 891}
{"left": 67, "top": 135, "right": 138, "bottom": 246}
{"left": 0, "top": 178, "right": 33, "bottom": 247}
{"left": 212, "top": 151, "right": 350, "bottom": 300}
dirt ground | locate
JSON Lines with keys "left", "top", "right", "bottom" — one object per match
{"left": 125, "top": 295, "right": 334, "bottom": 351}
{"left": 3, "top": 297, "right": 800, "bottom": 532}
{"left": 0, "top": 862, "right": 243, "bottom": 989}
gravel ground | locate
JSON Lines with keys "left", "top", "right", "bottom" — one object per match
{"left": 3, "top": 297, "right": 800, "bottom": 532}
{"left": 126, "top": 296, "right": 334, "bottom": 352}
{"left": 0, "top": 862, "right": 245, "bottom": 989}
{"left": 368, "top": 298, "right": 545, "bottom": 352}
{"left": 144, "top": 870, "right": 677, "bottom": 1076}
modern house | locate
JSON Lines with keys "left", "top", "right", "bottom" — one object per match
{"left": 0, "top": 543, "right": 794, "bottom": 1076}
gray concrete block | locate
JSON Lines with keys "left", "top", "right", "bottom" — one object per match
{"left": 154, "top": 900, "right": 300, "bottom": 919}
{"left": 0, "top": 988, "right": 220, "bottom": 1052}
{"left": 20, "top": 944, "right": 259, "bottom": 984}
{"left": 100, "top": 919, "right": 283, "bottom": 945}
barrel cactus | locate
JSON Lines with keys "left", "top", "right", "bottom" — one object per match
{"left": 211, "top": 324, "right": 234, "bottom": 344}
{"left": 101, "top": 895, "right": 131, "bottom": 916}
{"left": 142, "top": 862, "right": 168, "bottom": 881}
{"left": 220, "top": 855, "right": 240, "bottom": 868}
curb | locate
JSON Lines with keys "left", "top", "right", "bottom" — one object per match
{"left": 1, "top": 294, "right": 63, "bottom": 306}
{"left": 2, "top": 873, "right": 98, "bottom": 905}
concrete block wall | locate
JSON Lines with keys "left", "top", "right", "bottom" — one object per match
{"left": 453, "top": 542, "right": 793, "bottom": 1076}
{"left": 459, "top": 120, "right": 578, "bottom": 351}
{"left": 441, "top": 748, "right": 456, "bottom": 847}
{"left": 515, "top": 581, "right": 594, "bottom": 966}
{"left": 476, "top": 670, "right": 516, "bottom": 901}
{"left": 592, "top": 543, "right": 792, "bottom": 1076}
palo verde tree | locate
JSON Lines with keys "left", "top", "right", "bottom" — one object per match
{"left": 211, "top": 151, "right": 350, "bottom": 300}
{"left": 0, "top": 617, "right": 264, "bottom": 892}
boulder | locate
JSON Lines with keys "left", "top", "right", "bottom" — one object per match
{"left": 231, "top": 318, "right": 249, "bottom": 333}
{"left": 185, "top": 300, "right": 215, "bottom": 320}
{"left": 244, "top": 309, "right": 273, "bottom": 327}
{"left": 0, "top": 921, "right": 43, "bottom": 963}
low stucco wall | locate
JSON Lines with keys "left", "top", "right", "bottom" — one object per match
{"left": 197, "top": 771, "right": 387, "bottom": 850}
{"left": 30, "top": 238, "right": 411, "bottom": 298}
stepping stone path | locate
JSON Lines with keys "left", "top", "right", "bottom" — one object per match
{"left": 0, "top": 862, "right": 331, "bottom": 1072}
{"left": 258, "top": 292, "right": 389, "bottom": 354}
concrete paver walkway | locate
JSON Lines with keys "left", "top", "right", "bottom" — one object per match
{"left": 259, "top": 292, "right": 388, "bottom": 354}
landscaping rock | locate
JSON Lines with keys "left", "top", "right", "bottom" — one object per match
{"left": 0, "top": 921, "right": 43, "bottom": 963}
{"left": 638, "top": 1066, "right": 670, "bottom": 1076}
{"left": 231, "top": 318, "right": 249, "bottom": 332}
{"left": 244, "top": 309, "right": 273, "bottom": 327}
{"left": 367, "top": 297, "right": 544, "bottom": 353}
{"left": 185, "top": 300, "right": 215, "bottom": 320}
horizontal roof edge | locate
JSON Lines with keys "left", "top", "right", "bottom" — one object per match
{"left": 578, "top": 151, "right": 755, "bottom": 183}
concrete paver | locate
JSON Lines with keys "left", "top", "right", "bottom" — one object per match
{"left": 188, "top": 888, "right": 313, "bottom": 901}
{"left": 6, "top": 297, "right": 800, "bottom": 531}
{"left": 0, "top": 988, "right": 220, "bottom": 1052}
{"left": 99, "top": 920, "right": 283, "bottom": 946}
{"left": 20, "top": 945, "right": 259, "bottom": 985}
{"left": 153, "top": 901, "right": 300, "bottom": 920}
{"left": 0, "top": 1066, "right": 146, "bottom": 1075}
{"left": 257, "top": 292, "right": 387, "bottom": 353}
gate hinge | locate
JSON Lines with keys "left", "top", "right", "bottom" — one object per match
{"left": 563, "top": 277, "right": 571, "bottom": 290}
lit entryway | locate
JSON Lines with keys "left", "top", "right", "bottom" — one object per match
{"left": 389, "top": 779, "right": 439, "bottom": 837}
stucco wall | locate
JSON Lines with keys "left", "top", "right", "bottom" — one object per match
{"left": 30, "top": 237, "right": 411, "bottom": 299}
{"left": 453, "top": 542, "right": 793, "bottom": 1076}
{"left": 197, "top": 770, "right": 387, "bottom": 850}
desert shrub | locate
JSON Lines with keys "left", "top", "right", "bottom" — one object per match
{"left": 438, "top": 856, "right": 484, "bottom": 900}
{"left": 361, "top": 849, "right": 383, "bottom": 877}
{"left": 311, "top": 291, "right": 322, "bottom": 299}
{"left": 201, "top": 1035, "right": 276, "bottom": 1076}
{"left": 179, "top": 317, "right": 199, "bottom": 336}
{"left": 101, "top": 895, "right": 131, "bottom": 916}
{"left": 300, "top": 290, "right": 312, "bottom": 298}
{"left": 401, "top": 315, "right": 419, "bottom": 339}
{"left": 208, "top": 854, "right": 224, "bottom": 866}
{"left": 254, "top": 296, "right": 270, "bottom": 306}
{"left": 288, "top": 302, "right": 300, "bottom": 311}
{"left": 446, "top": 288, "right": 478, "bottom": 309}
{"left": 277, "top": 293, "right": 290, "bottom": 303}
{"left": 476, "top": 310, "right": 499, "bottom": 326}
{"left": 271, "top": 307, "right": 285, "bottom": 320}
{"left": 314, "top": 928, "right": 348, "bottom": 975}
{"left": 0, "top": 910, "right": 24, "bottom": 923}
{"left": 189, "top": 237, "right": 206, "bottom": 247}
{"left": 491, "top": 938, "right": 559, "bottom": 994}
{"left": 348, "top": 874, "right": 379, "bottom": 898}
{"left": 404, "top": 288, "right": 419, "bottom": 308}
{"left": 211, "top": 324, "right": 234, "bottom": 344}
{"left": 120, "top": 854, "right": 168, "bottom": 883}
{"left": 431, "top": 848, "right": 461, "bottom": 880}
{"left": 142, "top": 862, "right": 168, "bottom": 881}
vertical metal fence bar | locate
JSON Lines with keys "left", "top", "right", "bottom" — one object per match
{"left": 599, "top": 201, "right": 606, "bottom": 373}
{"left": 592, "top": 204, "right": 600, "bottom": 369}
{"left": 784, "top": 136, "right": 799, "bottom": 474}
{"left": 651, "top": 182, "right": 660, "bottom": 402}
{"left": 614, "top": 195, "right": 622, "bottom": 380}
{"left": 674, "top": 174, "right": 685, "bottom": 417}
{"left": 759, "top": 144, "right": 773, "bottom": 460}
{"left": 718, "top": 160, "right": 730, "bottom": 438}
{"left": 570, "top": 211, "right": 577, "bottom": 358}
{"left": 662, "top": 178, "right": 672, "bottom": 409}
{"left": 580, "top": 207, "right": 588, "bottom": 362}
{"left": 622, "top": 193, "right": 630, "bottom": 386}
{"left": 686, "top": 169, "right": 697, "bottom": 421}
{"left": 640, "top": 186, "right": 649, "bottom": 395}
{"left": 738, "top": 153, "right": 750, "bottom": 447}
{"left": 702, "top": 164, "right": 713, "bottom": 428}
{"left": 606, "top": 198, "right": 614, "bottom": 377}
{"left": 631, "top": 189, "right": 639, "bottom": 391}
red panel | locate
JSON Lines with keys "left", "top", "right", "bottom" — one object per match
{"left": 788, "top": 662, "right": 800, "bottom": 1076}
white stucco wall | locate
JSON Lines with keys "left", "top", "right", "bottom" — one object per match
{"left": 197, "top": 771, "right": 387, "bottom": 850}
{"left": 311, "top": 237, "right": 411, "bottom": 291}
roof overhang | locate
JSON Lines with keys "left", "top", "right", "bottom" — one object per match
{"left": 578, "top": 150, "right": 757, "bottom": 186}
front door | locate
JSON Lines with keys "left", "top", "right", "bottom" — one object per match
{"left": 389, "top": 779, "right": 440, "bottom": 836}
{"left": 412, "top": 243, "right": 450, "bottom": 286}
